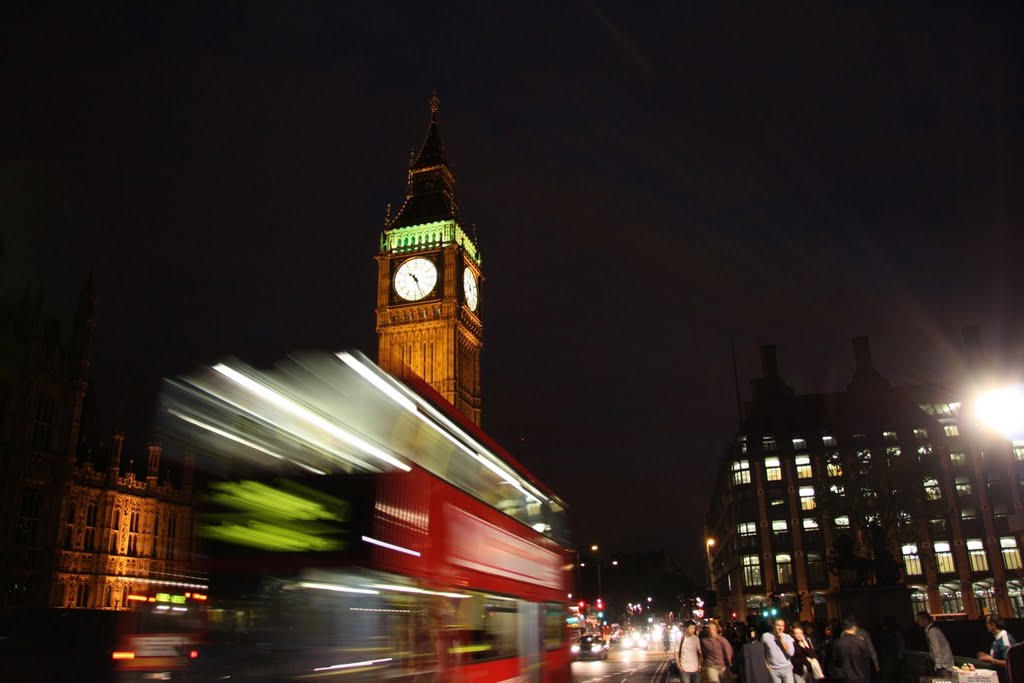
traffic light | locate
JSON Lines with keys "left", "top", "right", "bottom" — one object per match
{"left": 762, "top": 610, "right": 769, "bottom": 618}
{"left": 770, "top": 608, "right": 778, "bottom": 617}
{"left": 598, "top": 611, "right": 604, "bottom": 618}
{"left": 596, "top": 599, "right": 604, "bottom": 610}
{"left": 578, "top": 600, "right": 586, "bottom": 611}
{"left": 795, "top": 593, "right": 804, "bottom": 613}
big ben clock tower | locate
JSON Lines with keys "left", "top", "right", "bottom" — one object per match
{"left": 376, "top": 93, "right": 483, "bottom": 425}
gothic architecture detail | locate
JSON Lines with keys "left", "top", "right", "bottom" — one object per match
{"left": 376, "top": 93, "right": 483, "bottom": 425}
{"left": 0, "top": 275, "right": 196, "bottom": 609}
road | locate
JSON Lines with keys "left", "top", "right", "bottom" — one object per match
{"left": 572, "top": 642, "right": 676, "bottom": 682}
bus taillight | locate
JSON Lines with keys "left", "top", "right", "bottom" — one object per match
{"left": 112, "top": 651, "right": 135, "bottom": 660}
{"left": 189, "top": 650, "right": 199, "bottom": 659}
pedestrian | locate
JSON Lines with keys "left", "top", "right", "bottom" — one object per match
{"left": 676, "top": 620, "right": 704, "bottom": 683}
{"left": 790, "top": 624, "right": 819, "bottom": 683}
{"left": 738, "top": 624, "right": 772, "bottom": 683}
{"left": 878, "top": 616, "right": 906, "bottom": 683}
{"left": 915, "top": 611, "right": 955, "bottom": 679}
{"left": 762, "top": 618, "right": 796, "bottom": 683}
{"left": 831, "top": 616, "right": 874, "bottom": 683}
{"left": 978, "top": 614, "right": 1017, "bottom": 682}
{"left": 703, "top": 620, "right": 735, "bottom": 683}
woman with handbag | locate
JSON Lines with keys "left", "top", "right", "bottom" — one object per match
{"left": 790, "top": 624, "right": 822, "bottom": 683}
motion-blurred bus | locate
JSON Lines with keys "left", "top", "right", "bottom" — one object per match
{"left": 154, "top": 350, "right": 573, "bottom": 682}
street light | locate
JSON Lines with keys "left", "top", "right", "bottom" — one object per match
{"left": 976, "top": 385, "right": 1024, "bottom": 439}
{"left": 705, "top": 538, "right": 716, "bottom": 591}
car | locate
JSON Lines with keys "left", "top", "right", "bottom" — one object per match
{"left": 571, "top": 634, "right": 609, "bottom": 661}
{"left": 622, "top": 629, "right": 649, "bottom": 650}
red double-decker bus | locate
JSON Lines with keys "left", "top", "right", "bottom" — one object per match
{"left": 155, "top": 349, "right": 573, "bottom": 682}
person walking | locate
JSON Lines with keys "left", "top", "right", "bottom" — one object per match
{"left": 915, "top": 611, "right": 955, "bottom": 679}
{"left": 978, "top": 614, "right": 1017, "bottom": 682}
{"left": 676, "top": 620, "right": 704, "bottom": 683}
{"left": 762, "top": 619, "right": 796, "bottom": 683}
{"left": 831, "top": 616, "right": 874, "bottom": 683}
{"left": 790, "top": 624, "right": 819, "bottom": 683}
{"left": 703, "top": 620, "right": 735, "bottom": 683}
{"left": 738, "top": 624, "right": 772, "bottom": 683}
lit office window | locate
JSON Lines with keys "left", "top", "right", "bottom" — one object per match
{"left": 742, "top": 555, "right": 762, "bottom": 586}
{"left": 772, "top": 520, "right": 788, "bottom": 535}
{"left": 902, "top": 544, "right": 922, "bottom": 575}
{"left": 765, "top": 457, "right": 782, "bottom": 481}
{"left": 802, "top": 518, "right": 819, "bottom": 530}
{"left": 918, "top": 444, "right": 933, "bottom": 456}
{"left": 914, "top": 428, "right": 928, "bottom": 439}
{"left": 955, "top": 475, "right": 972, "bottom": 496}
{"left": 792, "top": 438, "right": 807, "bottom": 450}
{"left": 924, "top": 479, "right": 942, "bottom": 501}
{"left": 934, "top": 542, "right": 955, "bottom": 574}
{"left": 795, "top": 455, "right": 812, "bottom": 479}
{"left": 738, "top": 522, "right": 757, "bottom": 537}
{"left": 950, "top": 452, "right": 967, "bottom": 466}
{"left": 967, "top": 540, "right": 989, "bottom": 572}
{"left": 883, "top": 431, "right": 897, "bottom": 441}
{"left": 763, "top": 437, "right": 778, "bottom": 453}
{"left": 826, "top": 453, "right": 843, "bottom": 477}
{"left": 823, "top": 436, "right": 837, "bottom": 447}
{"left": 799, "top": 486, "right": 816, "bottom": 511}
{"left": 834, "top": 516, "right": 850, "bottom": 528}
{"left": 944, "top": 425, "right": 960, "bottom": 437}
{"left": 776, "top": 554, "right": 794, "bottom": 584}
{"left": 732, "top": 460, "right": 751, "bottom": 485}
{"left": 1001, "top": 538, "right": 1022, "bottom": 571}
{"left": 1013, "top": 441, "right": 1024, "bottom": 462}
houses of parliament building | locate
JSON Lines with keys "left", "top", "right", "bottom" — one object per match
{"left": 0, "top": 94, "right": 483, "bottom": 611}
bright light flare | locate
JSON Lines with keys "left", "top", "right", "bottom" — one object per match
{"left": 976, "top": 385, "right": 1024, "bottom": 438}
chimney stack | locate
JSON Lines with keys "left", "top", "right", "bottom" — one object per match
{"left": 147, "top": 443, "right": 162, "bottom": 484}
{"left": 760, "top": 345, "right": 779, "bottom": 379}
{"left": 108, "top": 430, "right": 125, "bottom": 484}
{"left": 852, "top": 336, "right": 874, "bottom": 375}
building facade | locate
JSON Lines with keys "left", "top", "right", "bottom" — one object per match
{"left": 376, "top": 93, "right": 484, "bottom": 426}
{"left": 0, "top": 276, "right": 196, "bottom": 609}
{"left": 705, "top": 334, "right": 1024, "bottom": 624}
{"left": 51, "top": 436, "right": 196, "bottom": 609}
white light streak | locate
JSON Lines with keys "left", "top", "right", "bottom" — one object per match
{"left": 361, "top": 535, "right": 421, "bottom": 557}
{"left": 168, "top": 408, "right": 285, "bottom": 460}
{"left": 313, "top": 657, "right": 393, "bottom": 672}
{"left": 212, "top": 363, "right": 410, "bottom": 472}
{"left": 337, "top": 352, "right": 417, "bottom": 412}
{"left": 365, "top": 583, "right": 470, "bottom": 599}
{"left": 298, "top": 581, "right": 380, "bottom": 595}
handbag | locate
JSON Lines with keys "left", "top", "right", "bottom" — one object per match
{"left": 807, "top": 657, "right": 825, "bottom": 680}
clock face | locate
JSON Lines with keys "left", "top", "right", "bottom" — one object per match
{"left": 393, "top": 257, "right": 438, "bottom": 301}
{"left": 463, "top": 268, "right": 479, "bottom": 312}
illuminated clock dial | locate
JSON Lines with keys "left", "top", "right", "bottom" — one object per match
{"left": 393, "top": 257, "right": 438, "bottom": 301}
{"left": 463, "top": 268, "right": 479, "bottom": 311}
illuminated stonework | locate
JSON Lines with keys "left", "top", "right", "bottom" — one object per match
{"left": 376, "top": 95, "right": 483, "bottom": 426}
{"left": 50, "top": 439, "right": 196, "bottom": 609}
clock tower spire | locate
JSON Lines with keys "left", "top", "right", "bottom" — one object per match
{"left": 376, "top": 93, "right": 483, "bottom": 426}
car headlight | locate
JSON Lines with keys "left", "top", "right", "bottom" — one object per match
{"left": 623, "top": 637, "right": 633, "bottom": 647}
{"left": 571, "top": 644, "right": 580, "bottom": 653}
{"left": 592, "top": 644, "right": 603, "bottom": 652}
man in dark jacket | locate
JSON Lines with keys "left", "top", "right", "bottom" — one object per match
{"left": 831, "top": 616, "right": 874, "bottom": 683}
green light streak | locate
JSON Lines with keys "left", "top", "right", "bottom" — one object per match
{"left": 201, "top": 479, "right": 352, "bottom": 552}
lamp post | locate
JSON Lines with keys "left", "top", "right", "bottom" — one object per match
{"left": 705, "top": 538, "right": 716, "bottom": 592}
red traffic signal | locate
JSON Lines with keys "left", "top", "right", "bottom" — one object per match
{"left": 578, "top": 600, "right": 586, "bottom": 610}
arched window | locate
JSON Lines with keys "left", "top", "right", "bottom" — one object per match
{"left": 32, "top": 394, "right": 55, "bottom": 450}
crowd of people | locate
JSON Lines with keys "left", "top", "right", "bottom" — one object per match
{"left": 670, "top": 611, "right": 1018, "bottom": 683}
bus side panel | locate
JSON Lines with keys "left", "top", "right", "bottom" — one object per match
{"left": 542, "top": 648, "right": 572, "bottom": 683}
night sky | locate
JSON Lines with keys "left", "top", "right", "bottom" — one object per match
{"left": 4, "top": 2, "right": 1022, "bottom": 578}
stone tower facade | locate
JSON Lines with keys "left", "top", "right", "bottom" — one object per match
{"left": 376, "top": 94, "right": 483, "bottom": 425}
